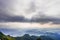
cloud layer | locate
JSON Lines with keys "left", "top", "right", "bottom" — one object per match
{"left": 0, "top": 0, "right": 60, "bottom": 37}
{"left": 0, "top": 0, "right": 60, "bottom": 24}
{"left": 0, "top": 28, "right": 60, "bottom": 36}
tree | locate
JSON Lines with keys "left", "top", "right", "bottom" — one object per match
{"left": 37, "top": 38, "right": 41, "bottom": 40}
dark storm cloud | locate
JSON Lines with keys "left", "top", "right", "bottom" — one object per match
{"left": 31, "top": 16, "right": 60, "bottom": 24}
{"left": 0, "top": 12, "right": 60, "bottom": 24}
{"left": 0, "top": 13, "right": 25, "bottom": 22}
{"left": 0, "top": 0, "right": 29, "bottom": 22}
{"left": 0, "top": 0, "right": 60, "bottom": 24}
{"left": 28, "top": 11, "right": 60, "bottom": 24}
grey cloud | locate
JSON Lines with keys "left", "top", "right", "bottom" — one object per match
{"left": 0, "top": 0, "right": 26, "bottom": 22}
{"left": 26, "top": 0, "right": 60, "bottom": 24}
{"left": 31, "top": 16, "right": 60, "bottom": 24}
{"left": 0, "top": 12, "right": 60, "bottom": 24}
{"left": 30, "top": 10, "right": 60, "bottom": 24}
{"left": 0, "top": 13, "right": 25, "bottom": 22}
{"left": 25, "top": 1, "right": 36, "bottom": 13}
{"left": 0, "top": 0, "right": 60, "bottom": 24}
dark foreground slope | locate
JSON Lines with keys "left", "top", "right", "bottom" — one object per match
{"left": 0, "top": 32, "right": 15, "bottom": 40}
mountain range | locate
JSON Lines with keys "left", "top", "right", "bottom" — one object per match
{"left": 0, "top": 31, "right": 60, "bottom": 40}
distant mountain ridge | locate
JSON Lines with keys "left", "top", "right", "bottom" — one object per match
{"left": 0, "top": 31, "right": 60, "bottom": 40}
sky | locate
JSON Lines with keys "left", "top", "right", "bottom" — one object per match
{"left": 0, "top": 0, "right": 60, "bottom": 36}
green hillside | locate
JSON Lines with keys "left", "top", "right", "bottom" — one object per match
{"left": 0, "top": 32, "right": 55, "bottom": 40}
{"left": 0, "top": 32, "right": 15, "bottom": 40}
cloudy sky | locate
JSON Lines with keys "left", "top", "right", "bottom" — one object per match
{"left": 0, "top": 0, "right": 60, "bottom": 36}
